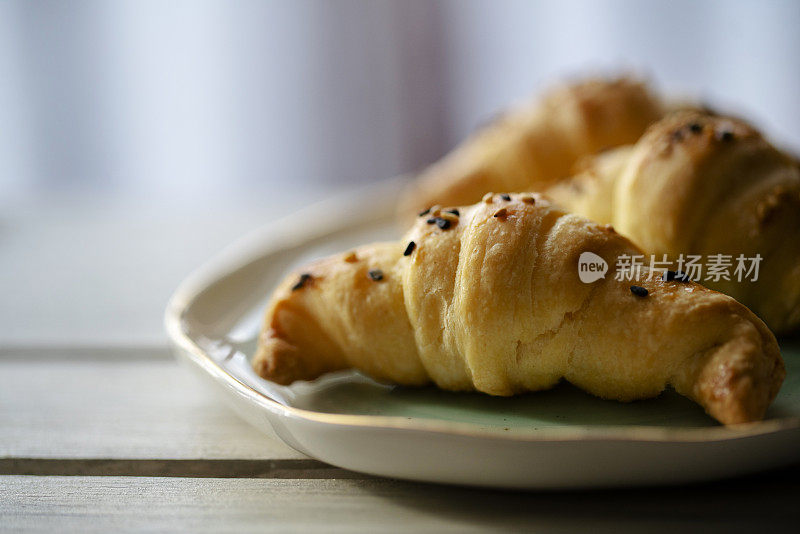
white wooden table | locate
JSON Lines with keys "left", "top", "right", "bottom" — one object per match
{"left": 2, "top": 196, "right": 800, "bottom": 531}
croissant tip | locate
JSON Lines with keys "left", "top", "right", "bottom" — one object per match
{"left": 253, "top": 333, "right": 302, "bottom": 386}
{"left": 702, "top": 341, "right": 784, "bottom": 426}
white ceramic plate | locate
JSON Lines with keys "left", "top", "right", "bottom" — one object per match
{"left": 166, "top": 177, "right": 800, "bottom": 489}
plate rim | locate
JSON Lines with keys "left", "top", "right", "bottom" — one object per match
{"left": 165, "top": 177, "right": 800, "bottom": 445}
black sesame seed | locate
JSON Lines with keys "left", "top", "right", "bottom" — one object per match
{"left": 435, "top": 217, "right": 451, "bottom": 230}
{"left": 403, "top": 241, "right": 416, "bottom": 256}
{"left": 501, "top": 194, "right": 511, "bottom": 201}
{"left": 662, "top": 270, "right": 677, "bottom": 282}
{"left": 689, "top": 122, "right": 703, "bottom": 133}
{"left": 630, "top": 285, "right": 649, "bottom": 297}
{"left": 368, "top": 269, "right": 384, "bottom": 281}
{"left": 426, "top": 218, "right": 436, "bottom": 225}
{"left": 445, "top": 208, "right": 460, "bottom": 216}
{"left": 717, "top": 130, "right": 734, "bottom": 142}
{"left": 418, "top": 208, "right": 430, "bottom": 217}
{"left": 291, "top": 273, "right": 312, "bottom": 291}
{"left": 673, "top": 270, "right": 691, "bottom": 283}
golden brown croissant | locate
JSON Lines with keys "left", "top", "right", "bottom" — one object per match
{"left": 254, "top": 194, "right": 784, "bottom": 425}
{"left": 547, "top": 111, "right": 800, "bottom": 334}
{"left": 398, "top": 77, "right": 667, "bottom": 217}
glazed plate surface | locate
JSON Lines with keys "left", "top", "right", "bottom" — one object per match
{"left": 166, "top": 178, "right": 800, "bottom": 489}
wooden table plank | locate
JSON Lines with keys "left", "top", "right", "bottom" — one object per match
{"left": 0, "top": 351, "right": 305, "bottom": 460}
{"left": 2, "top": 475, "right": 799, "bottom": 532}
{"left": 0, "top": 458, "right": 361, "bottom": 478}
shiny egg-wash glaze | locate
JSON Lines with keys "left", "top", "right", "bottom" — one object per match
{"left": 255, "top": 194, "right": 784, "bottom": 426}
{"left": 548, "top": 111, "right": 800, "bottom": 334}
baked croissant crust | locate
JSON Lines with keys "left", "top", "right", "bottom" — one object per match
{"left": 254, "top": 194, "right": 784, "bottom": 425}
{"left": 547, "top": 111, "right": 800, "bottom": 334}
{"left": 398, "top": 77, "right": 667, "bottom": 217}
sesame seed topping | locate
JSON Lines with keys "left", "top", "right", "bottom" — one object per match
{"left": 445, "top": 208, "right": 460, "bottom": 216}
{"left": 689, "top": 122, "right": 703, "bottom": 133}
{"left": 368, "top": 269, "right": 384, "bottom": 281}
{"left": 673, "top": 270, "right": 691, "bottom": 282}
{"left": 291, "top": 273, "right": 312, "bottom": 291}
{"left": 418, "top": 208, "right": 430, "bottom": 217}
{"left": 662, "top": 270, "right": 676, "bottom": 282}
{"left": 343, "top": 251, "right": 358, "bottom": 263}
{"left": 520, "top": 194, "right": 535, "bottom": 204}
{"left": 630, "top": 285, "right": 649, "bottom": 297}
{"left": 427, "top": 216, "right": 453, "bottom": 229}
{"left": 500, "top": 194, "right": 511, "bottom": 201}
{"left": 403, "top": 241, "right": 416, "bottom": 256}
{"left": 482, "top": 192, "right": 494, "bottom": 203}
{"left": 717, "top": 130, "right": 734, "bottom": 142}
{"left": 493, "top": 208, "right": 508, "bottom": 219}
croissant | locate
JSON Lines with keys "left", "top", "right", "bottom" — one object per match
{"left": 254, "top": 194, "right": 784, "bottom": 425}
{"left": 397, "top": 77, "right": 668, "bottom": 217}
{"left": 547, "top": 111, "right": 800, "bottom": 334}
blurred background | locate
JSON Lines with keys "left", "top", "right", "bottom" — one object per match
{"left": 1, "top": 0, "right": 799, "bottom": 345}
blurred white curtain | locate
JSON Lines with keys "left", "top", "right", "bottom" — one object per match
{"left": 0, "top": 0, "right": 447, "bottom": 205}
{"left": 438, "top": 0, "right": 800, "bottom": 152}
{"left": 1, "top": 0, "right": 799, "bottom": 207}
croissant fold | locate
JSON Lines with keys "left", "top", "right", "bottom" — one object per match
{"left": 547, "top": 111, "right": 800, "bottom": 334}
{"left": 398, "top": 77, "right": 668, "bottom": 217}
{"left": 255, "top": 194, "right": 784, "bottom": 425}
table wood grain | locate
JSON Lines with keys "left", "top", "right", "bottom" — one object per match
{"left": 3, "top": 349, "right": 800, "bottom": 531}
{"left": 0, "top": 348, "right": 304, "bottom": 461}
{"left": 3, "top": 474, "right": 800, "bottom": 532}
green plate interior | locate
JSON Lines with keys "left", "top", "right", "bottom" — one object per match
{"left": 220, "top": 210, "right": 800, "bottom": 432}
{"left": 277, "top": 339, "right": 800, "bottom": 430}
{"left": 187, "top": 193, "right": 800, "bottom": 434}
